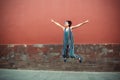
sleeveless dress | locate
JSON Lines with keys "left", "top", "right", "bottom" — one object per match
{"left": 62, "top": 27, "right": 80, "bottom": 59}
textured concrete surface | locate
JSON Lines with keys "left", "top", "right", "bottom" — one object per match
{"left": 0, "top": 69, "right": 120, "bottom": 80}
{"left": 0, "top": 44, "right": 120, "bottom": 71}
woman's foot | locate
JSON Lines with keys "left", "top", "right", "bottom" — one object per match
{"left": 78, "top": 58, "right": 82, "bottom": 63}
{"left": 64, "top": 58, "right": 67, "bottom": 62}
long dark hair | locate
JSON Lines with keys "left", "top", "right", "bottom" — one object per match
{"left": 66, "top": 20, "right": 72, "bottom": 27}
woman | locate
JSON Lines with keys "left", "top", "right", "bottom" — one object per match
{"left": 51, "top": 19, "right": 89, "bottom": 63}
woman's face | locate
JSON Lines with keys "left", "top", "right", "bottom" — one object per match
{"left": 64, "top": 21, "right": 69, "bottom": 27}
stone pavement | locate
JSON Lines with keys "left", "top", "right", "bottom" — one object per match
{"left": 0, "top": 69, "right": 120, "bottom": 80}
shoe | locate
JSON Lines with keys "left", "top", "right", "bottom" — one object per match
{"left": 78, "top": 58, "right": 82, "bottom": 63}
{"left": 64, "top": 59, "right": 66, "bottom": 62}
{"left": 64, "top": 58, "right": 67, "bottom": 62}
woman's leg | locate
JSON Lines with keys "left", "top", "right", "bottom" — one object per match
{"left": 62, "top": 45, "right": 69, "bottom": 62}
{"left": 74, "top": 54, "right": 82, "bottom": 63}
{"left": 69, "top": 49, "right": 82, "bottom": 63}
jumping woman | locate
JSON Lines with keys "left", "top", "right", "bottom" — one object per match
{"left": 51, "top": 19, "right": 89, "bottom": 63}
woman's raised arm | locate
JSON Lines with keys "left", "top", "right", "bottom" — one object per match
{"left": 51, "top": 19, "right": 65, "bottom": 30}
{"left": 71, "top": 20, "right": 89, "bottom": 29}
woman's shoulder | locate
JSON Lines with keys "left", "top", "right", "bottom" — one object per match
{"left": 63, "top": 27, "right": 72, "bottom": 31}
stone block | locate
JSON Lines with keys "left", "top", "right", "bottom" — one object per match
{"left": 0, "top": 44, "right": 120, "bottom": 71}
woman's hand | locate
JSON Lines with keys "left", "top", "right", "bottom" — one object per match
{"left": 51, "top": 19, "right": 54, "bottom": 22}
{"left": 84, "top": 20, "right": 89, "bottom": 23}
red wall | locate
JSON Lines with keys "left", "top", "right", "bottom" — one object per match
{"left": 0, "top": 0, "right": 120, "bottom": 44}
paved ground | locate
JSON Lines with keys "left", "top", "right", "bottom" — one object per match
{"left": 0, "top": 69, "right": 120, "bottom": 80}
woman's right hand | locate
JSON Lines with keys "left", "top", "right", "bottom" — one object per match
{"left": 51, "top": 19, "right": 54, "bottom": 22}
{"left": 85, "top": 20, "right": 89, "bottom": 23}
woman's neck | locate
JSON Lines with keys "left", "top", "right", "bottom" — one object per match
{"left": 66, "top": 27, "right": 70, "bottom": 28}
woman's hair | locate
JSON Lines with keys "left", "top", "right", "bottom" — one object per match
{"left": 66, "top": 20, "right": 72, "bottom": 27}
